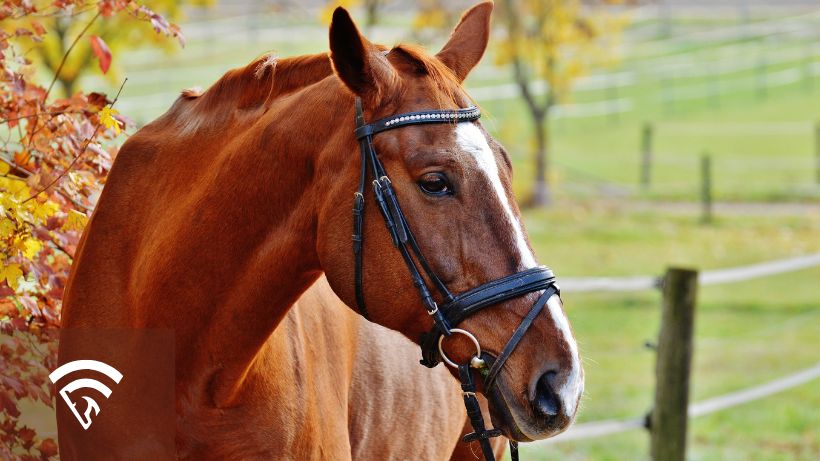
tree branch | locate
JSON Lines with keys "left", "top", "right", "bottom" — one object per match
{"left": 44, "top": 11, "right": 101, "bottom": 101}
{"left": 1, "top": 110, "right": 83, "bottom": 125}
{"left": 500, "top": 0, "right": 548, "bottom": 120}
{"left": 511, "top": 56, "right": 544, "bottom": 121}
{"left": 24, "top": 12, "right": 101, "bottom": 156}
{"left": 22, "top": 78, "right": 126, "bottom": 204}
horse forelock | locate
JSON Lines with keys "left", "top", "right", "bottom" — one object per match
{"left": 387, "top": 44, "right": 466, "bottom": 109}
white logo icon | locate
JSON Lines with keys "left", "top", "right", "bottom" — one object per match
{"left": 49, "top": 360, "right": 123, "bottom": 430}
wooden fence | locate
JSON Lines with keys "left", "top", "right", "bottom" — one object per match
{"left": 638, "top": 120, "right": 820, "bottom": 201}
{"left": 536, "top": 253, "right": 820, "bottom": 460}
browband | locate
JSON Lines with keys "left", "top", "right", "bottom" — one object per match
{"left": 355, "top": 106, "right": 481, "bottom": 139}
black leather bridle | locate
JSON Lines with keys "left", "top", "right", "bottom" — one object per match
{"left": 351, "top": 97, "right": 560, "bottom": 461}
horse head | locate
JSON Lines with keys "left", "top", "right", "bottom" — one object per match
{"left": 316, "top": 2, "right": 584, "bottom": 441}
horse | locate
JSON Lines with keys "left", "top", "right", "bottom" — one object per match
{"left": 282, "top": 277, "right": 507, "bottom": 460}
{"left": 57, "top": 1, "right": 583, "bottom": 459}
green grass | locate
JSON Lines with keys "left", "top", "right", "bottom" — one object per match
{"left": 511, "top": 206, "right": 820, "bottom": 460}
{"left": 524, "top": 380, "right": 820, "bottom": 461}
{"left": 484, "top": 77, "right": 820, "bottom": 203}
{"left": 519, "top": 276, "right": 820, "bottom": 461}
{"left": 525, "top": 205, "right": 820, "bottom": 276}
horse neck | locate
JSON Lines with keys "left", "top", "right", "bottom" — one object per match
{"left": 166, "top": 79, "right": 358, "bottom": 405}
{"left": 60, "top": 71, "right": 356, "bottom": 408}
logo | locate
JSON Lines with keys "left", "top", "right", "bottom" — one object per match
{"left": 49, "top": 360, "right": 123, "bottom": 430}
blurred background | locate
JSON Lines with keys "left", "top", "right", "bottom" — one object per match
{"left": 5, "top": 0, "right": 820, "bottom": 460}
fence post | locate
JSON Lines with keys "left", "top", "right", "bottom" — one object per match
{"left": 608, "top": 81, "right": 620, "bottom": 124}
{"left": 815, "top": 121, "right": 820, "bottom": 184}
{"left": 700, "top": 153, "right": 712, "bottom": 223}
{"left": 641, "top": 122, "right": 653, "bottom": 190}
{"left": 804, "top": 44, "right": 814, "bottom": 92}
{"left": 650, "top": 268, "right": 699, "bottom": 461}
{"left": 756, "top": 51, "right": 768, "bottom": 100}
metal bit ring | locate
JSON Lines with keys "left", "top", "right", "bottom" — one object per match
{"left": 438, "top": 328, "right": 482, "bottom": 368}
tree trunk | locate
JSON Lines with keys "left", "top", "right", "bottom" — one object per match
{"left": 60, "top": 77, "right": 76, "bottom": 97}
{"left": 530, "top": 111, "right": 551, "bottom": 207}
{"left": 365, "top": 0, "right": 379, "bottom": 33}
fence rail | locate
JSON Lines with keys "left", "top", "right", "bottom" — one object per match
{"left": 538, "top": 252, "right": 820, "bottom": 449}
{"left": 538, "top": 362, "right": 820, "bottom": 445}
{"left": 561, "top": 252, "right": 820, "bottom": 293}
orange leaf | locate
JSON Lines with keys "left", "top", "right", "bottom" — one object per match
{"left": 31, "top": 21, "right": 46, "bottom": 36}
{"left": 14, "top": 150, "right": 34, "bottom": 170}
{"left": 89, "top": 35, "right": 112, "bottom": 74}
{"left": 38, "top": 438, "right": 59, "bottom": 457}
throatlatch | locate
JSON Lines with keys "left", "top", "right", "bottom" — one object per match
{"left": 350, "top": 96, "right": 562, "bottom": 461}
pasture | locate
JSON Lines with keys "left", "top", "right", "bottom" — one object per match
{"left": 68, "top": 3, "right": 820, "bottom": 460}
{"left": 80, "top": 5, "right": 820, "bottom": 205}
{"left": 521, "top": 206, "right": 820, "bottom": 460}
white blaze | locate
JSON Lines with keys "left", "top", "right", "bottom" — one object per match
{"left": 547, "top": 295, "right": 583, "bottom": 416}
{"left": 455, "top": 124, "right": 537, "bottom": 270}
{"left": 455, "top": 123, "right": 583, "bottom": 417}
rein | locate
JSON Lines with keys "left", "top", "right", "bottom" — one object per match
{"left": 351, "top": 97, "right": 561, "bottom": 461}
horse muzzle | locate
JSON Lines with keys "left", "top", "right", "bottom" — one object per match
{"left": 485, "top": 365, "right": 584, "bottom": 442}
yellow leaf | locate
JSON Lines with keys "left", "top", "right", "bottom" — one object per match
{"left": 0, "top": 162, "right": 9, "bottom": 175}
{"left": 0, "top": 218, "right": 15, "bottom": 238}
{"left": 0, "top": 263, "right": 23, "bottom": 291}
{"left": 29, "top": 200, "right": 59, "bottom": 223}
{"left": 22, "top": 238, "right": 43, "bottom": 259}
{"left": 100, "top": 106, "right": 122, "bottom": 134}
{"left": 320, "top": 0, "right": 359, "bottom": 24}
{"left": 62, "top": 209, "right": 89, "bottom": 231}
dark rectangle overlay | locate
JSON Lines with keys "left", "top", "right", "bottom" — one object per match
{"left": 53, "top": 328, "right": 175, "bottom": 461}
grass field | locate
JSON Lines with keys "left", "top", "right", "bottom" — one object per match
{"left": 516, "top": 206, "right": 820, "bottom": 460}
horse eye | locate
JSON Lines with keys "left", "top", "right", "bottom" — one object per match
{"left": 418, "top": 172, "right": 452, "bottom": 196}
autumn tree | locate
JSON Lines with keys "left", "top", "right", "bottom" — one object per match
{"left": 496, "top": 0, "right": 622, "bottom": 206}
{"left": 322, "top": 0, "right": 385, "bottom": 30}
{"left": 1, "top": 1, "right": 182, "bottom": 458}
{"left": 30, "top": 0, "right": 209, "bottom": 97}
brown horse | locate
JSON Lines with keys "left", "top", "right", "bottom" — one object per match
{"left": 58, "top": 1, "right": 582, "bottom": 459}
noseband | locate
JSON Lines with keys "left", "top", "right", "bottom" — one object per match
{"left": 351, "top": 97, "right": 560, "bottom": 461}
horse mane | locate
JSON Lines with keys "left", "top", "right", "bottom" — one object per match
{"left": 160, "top": 44, "right": 465, "bottom": 136}
{"left": 163, "top": 52, "right": 334, "bottom": 135}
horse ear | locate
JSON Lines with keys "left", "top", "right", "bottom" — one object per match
{"left": 436, "top": 1, "right": 493, "bottom": 82}
{"left": 329, "top": 7, "right": 395, "bottom": 103}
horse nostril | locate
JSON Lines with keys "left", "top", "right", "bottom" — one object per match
{"left": 532, "top": 371, "right": 561, "bottom": 418}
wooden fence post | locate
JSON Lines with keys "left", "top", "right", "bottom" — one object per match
{"left": 756, "top": 53, "right": 768, "bottom": 100}
{"left": 815, "top": 121, "right": 819, "bottom": 184}
{"left": 700, "top": 153, "right": 712, "bottom": 223}
{"left": 804, "top": 45, "right": 814, "bottom": 92}
{"left": 650, "top": 268, "right": 699, "bottom": 461}
{"left": 641, "top": 122, "right": 653, "bottom": 190}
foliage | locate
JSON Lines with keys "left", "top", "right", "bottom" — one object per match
{"left": 321, "top": 0, "right": 384, "bottom": 29}
{"left": 0, "top": 1, "right": 181, "bottom": 458}
{"left": 411, "top": 0, "right": 463, "bottom": 41}
{"left": 496, "top": 0, "right": 624, "bottom": 106}
{"left": 16, "top": 0, "right": 204, "bottom": 97}
{"left": 495, "top": 0, "right": 625, "bottom": 206}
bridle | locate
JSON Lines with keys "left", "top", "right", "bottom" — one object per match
{"left": 351, "top": 97, "right": 561, "bottom": 461}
